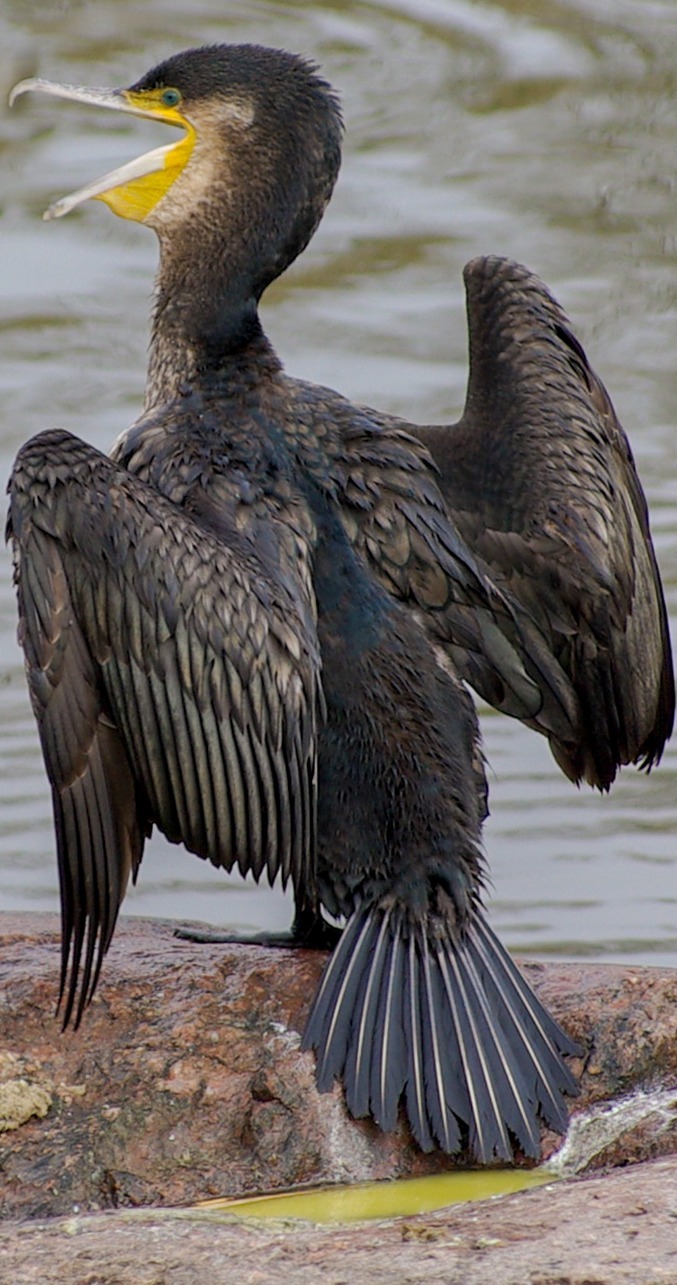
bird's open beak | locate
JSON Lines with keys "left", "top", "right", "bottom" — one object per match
{"left": 9, "top": 78, "right": 194, "bottom": 223}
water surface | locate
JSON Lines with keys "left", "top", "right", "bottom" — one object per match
{"left": 1, "top": 0, "right": 675, "bottom": 963}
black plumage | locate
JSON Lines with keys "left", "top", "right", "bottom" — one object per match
{"left": 413, "top": 256, "right": 675, "bottom": 789}
{"left": 10, "top": 426, "right": 322, "bottom": 1028}
{"left": 7, "top": 43, "right": 672, "bottom": 1157}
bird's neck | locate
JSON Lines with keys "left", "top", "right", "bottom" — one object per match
{"left": 144, "top": 227, "right": 279, "bottom": 409}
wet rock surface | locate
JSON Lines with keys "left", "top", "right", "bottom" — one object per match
{"left": 1, "top": 911, "right": 677, "bottom": 1282}
{"left": 1, "top": 1156, "right": 676, "bottom": 1284}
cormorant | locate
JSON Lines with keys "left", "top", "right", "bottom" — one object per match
{"left": 7, "top": 44, "right": 671, "bottom": 1158}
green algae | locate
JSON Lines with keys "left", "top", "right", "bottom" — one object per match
{"left": 197, "top": 1166, "right": 553, "bottom": 1224}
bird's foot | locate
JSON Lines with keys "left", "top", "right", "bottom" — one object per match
{"left": 174, "top": 925, "right": 298, "bottom": 947}
{"left": 174, "top": 917, "right": 341, "bottom": 950}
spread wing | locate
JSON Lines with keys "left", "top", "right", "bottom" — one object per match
{"left": 8, "top": 429, "right": 321, "bottom": 1025}
{"left": 416, "top": 256, "right": 674, "bottom": 788}
{"left": 291, "top": 379, "right": 583, "bottom": 766}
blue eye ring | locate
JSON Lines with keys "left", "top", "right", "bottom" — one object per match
{"left": 161, "top": 87, "right": 181, "bottom": 108}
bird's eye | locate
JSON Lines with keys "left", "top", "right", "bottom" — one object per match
{"left": 161, "top": 88, "right": 181, "bottom": 108}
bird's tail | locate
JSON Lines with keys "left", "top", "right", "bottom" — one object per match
{"left": 302, "top": 901, "right": 579, "bottom": 1159}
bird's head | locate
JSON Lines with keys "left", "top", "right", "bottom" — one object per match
{"left": 11, "top": 44, "right": 343, "bottom": 296}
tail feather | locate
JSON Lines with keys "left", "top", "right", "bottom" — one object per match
{"left": 345, "top": 907, "right": 393, "bottom": 1116}
{"left": 438, "top": 943, "right": 518, "bottom": 1159}
{"left": 302, "top": 902, "right": 579, "bottom": 1160}
{"left": 371, "top": 913, "right": 407, "bottom": 1133}
{"left": 308, "top": 906, "right": 376, "bottom": 1090}
{"left": 403, "top": 932, "right": 435, "bottom": 1151}
{"left": 418, "top": 937, "right": 464, "bottom": 1153}
{"left": 447, "top": 939, "right": 541, "bottom": 1157}
{"left": 470, "top": 916, "right": 579, "bottom": 1133}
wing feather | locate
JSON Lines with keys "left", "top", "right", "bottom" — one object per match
{"left": 417, "top": 256, "right": 674, "bottom": 787}
{"left": 8, "top": 429, "right": 321, "bottom": 1022}
{"left": 291, "top": 377, "right": 583, "bottom": 760}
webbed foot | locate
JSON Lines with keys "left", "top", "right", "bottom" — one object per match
{"left": 174, "top": 910, "right": 341, "bottom": 951}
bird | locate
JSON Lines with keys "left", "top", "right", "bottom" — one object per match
{"left": 6, "top": 42, "right": 670, "bottom": 1158}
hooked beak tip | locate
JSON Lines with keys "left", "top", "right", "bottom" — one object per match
{"left": 9, "top": 81, "right": 27, "bottom": 108}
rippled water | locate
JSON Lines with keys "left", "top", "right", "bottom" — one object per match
{"left": 1, "top": 0, "right": 675, "bottom": 964}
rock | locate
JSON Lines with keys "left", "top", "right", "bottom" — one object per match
{"left": 0, "top": 1052, "right": 53, "bottom": 1132}
{"left": 1, "top": 912, "right": 677, "bottom": 1223}
{"left": 1, "top": 1156, "right": 677, "bottom": 1284}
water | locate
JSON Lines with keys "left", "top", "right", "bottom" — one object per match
{"left": 195, "top": 1167, "right": 551, "bottom": 1222}
{"left": 550, "top": 1085, "right": 677, "bottom": 1178}
{"left": 1, "top": 0, "right": 675, "bottom": 964}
